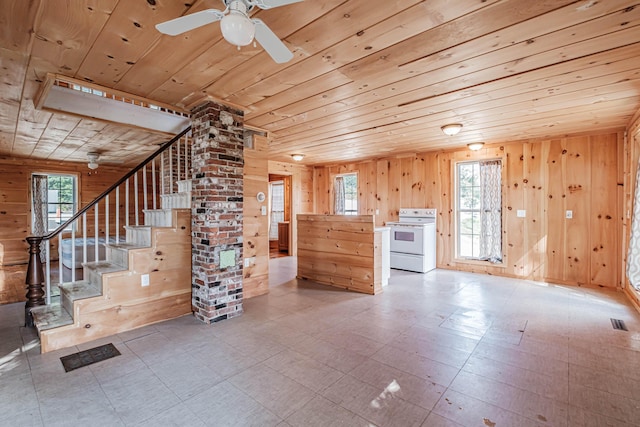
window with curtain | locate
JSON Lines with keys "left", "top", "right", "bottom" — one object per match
{"left": 269, "top": 181, "right": 284, "bottom": 240}
{"left": 32, "top": 173, "right": 77, "bottom": 232}
{"left": 456, "top": 160, "right": 502, "bottom": 263}
{"left": 334, "top": 173, "right": 358, "bottom": 215}
{"left": 627, "top": 156, "right": 640, "bottom": 290}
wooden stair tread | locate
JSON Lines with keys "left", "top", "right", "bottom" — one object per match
{"left": 59, "top": 280, "right": 101, "bottom": 302}
{"left": 124, "top": 225, "right": 171, "bottom": 229}
{"left": 31, "top": 304, "right": 73, "bottom": 331}
{"left": 106, "top": 242, "right": 148, "bottom": 250}
{"left": 83, "top": 261, "right": 127, "bottom": 274}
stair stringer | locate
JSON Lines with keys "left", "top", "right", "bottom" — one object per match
{"left": 39, "top": 209, "right": 192, "bottom": 353}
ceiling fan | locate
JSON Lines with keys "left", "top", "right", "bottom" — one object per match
{"left": 155, "top": 0, "right": 303, "bottom": 64}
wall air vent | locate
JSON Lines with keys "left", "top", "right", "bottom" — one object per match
{"left": 34, "top": 74, "right": 190, "bottom": 134}
{"left": 610, "top": 318, "right": 628, "bottom": 331}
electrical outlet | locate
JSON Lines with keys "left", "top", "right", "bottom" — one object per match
{"left": 566, "top": 210, "right": 573, "bottom": 219}
{"left": 516, "top": 210, "right": 526, "bottom": 218}
{"left": 141, "top": 274, "right": 149, "bottom": 287}
{"left": 375, "top": 209, "right": 380, "bottom": 215}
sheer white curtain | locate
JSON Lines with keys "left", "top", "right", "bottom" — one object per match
{"left": 479, "top": 160, "right": 502, "bottom": 263}
{"left": 627, "top": 157, "right": 640, "bottom": 290}
{"left": 269, "top": 181, "right": 284, "bottom": 240}
{"left": 32, "top": 174, "right": 48, "bottom": 261}
{"left": 334, "top": 176, "right": 345, "bottom": 214}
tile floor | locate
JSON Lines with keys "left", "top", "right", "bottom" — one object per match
{"left": 1, "top": 257, "right": 640, "bottom": 426}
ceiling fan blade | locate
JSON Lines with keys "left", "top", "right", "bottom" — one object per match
{"left": 250, "top": 0, "right": 304, "bottom": 9}
{"left": 252, "top": 19, "right": 293, "bottom": 63}
{"left": 156, "top": 9, "right": 225, "bottom": 36}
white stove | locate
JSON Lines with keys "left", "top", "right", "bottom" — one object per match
{"left": 386, "top": 208, "right": 436, "bottom": 273}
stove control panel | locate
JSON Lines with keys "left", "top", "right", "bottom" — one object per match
{"left": 398, "top": 208, "right": 437, "bottom": 218}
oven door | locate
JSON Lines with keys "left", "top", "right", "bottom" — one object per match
{"left": 390, "top": 225, "right": 424, "bottom": 255}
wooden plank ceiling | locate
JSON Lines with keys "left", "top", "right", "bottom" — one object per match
{"left": 0, "top": 0, "right": 639, "bottom": 167}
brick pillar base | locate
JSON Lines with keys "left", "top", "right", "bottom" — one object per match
{"left": 190, "top": 101, "right": 244, "bottom": 323}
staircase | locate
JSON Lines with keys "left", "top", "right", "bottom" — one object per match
{"left": 31, "top": 170, "right": 193, "bottom": 352}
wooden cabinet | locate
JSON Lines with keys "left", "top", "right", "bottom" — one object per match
{"left": 278, "top": 221, "right": 289, "bottom": 252}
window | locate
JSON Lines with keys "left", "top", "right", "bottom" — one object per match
{"left": 32, "top": 173, "right": 78, "bottom": 232}
{"left": 334, "top": 173, "right": 358, "bottom": 215}
{"left": 456, "top": 160, "right": 502, "bottom": 262}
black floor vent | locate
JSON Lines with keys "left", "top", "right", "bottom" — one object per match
{"left": 60, "top": 343, "right": 121, "bottom": 372}
{"left": 610, "top": 318, "right": 628, "bottom": 331}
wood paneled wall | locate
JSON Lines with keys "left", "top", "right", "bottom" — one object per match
{"left": 268, "top": 160, "right": 314, "bottom": 256}
{"left": 313, "top": 131, "right": 623, "bottom": 289}
{"left": 297, "top": 215, "right": 382, "bottom": 295}
{"left": 243, "top": 135, "right": 269, "bottom": 298}
{"left": 0, "top": 156, "right": 134, "bottom": 266}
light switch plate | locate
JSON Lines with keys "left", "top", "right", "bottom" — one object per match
{"left": 141, "top": 274, "right": 149, "bottom": 287}
{"left": 566, "top": 210, "right": 573, "bottom": 219}
{"left": 516, "top": 210, "right": 526, "bottom": 218}
{"left": 261, "top": 206, "right": 267, "bottom": 215}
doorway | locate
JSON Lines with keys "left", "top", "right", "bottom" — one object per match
{"left": 269, "top": 174, "right": 291, "bottom": 258}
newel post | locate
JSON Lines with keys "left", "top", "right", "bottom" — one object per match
{"left": 25, "top": 236, "right": 45, "bottom": 327}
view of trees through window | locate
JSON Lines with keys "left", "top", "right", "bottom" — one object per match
{"left": 342, "top": 173, "right": 358, "bottom": 215}
{"left": 457, "top": 162, "right": 481, "bottom": 258}
{"left": 47, "top": 175, "right": 76, "bottom": 231}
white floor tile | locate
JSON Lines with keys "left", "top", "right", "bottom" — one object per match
{"left": 1, "top": 258, "right": 640, "bottom": 427}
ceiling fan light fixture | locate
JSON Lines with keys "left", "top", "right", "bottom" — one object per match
{"left": 291, "top": 154, "right": 304, "bottom": 161}
{"left": 220, "top": 2, "right": 255, "bottom": 46}
{"left": 441, "top": 123, "right": 463, "bottom": 136}
{"left": 467, "top": 142, "right": 485, "bottom": 151}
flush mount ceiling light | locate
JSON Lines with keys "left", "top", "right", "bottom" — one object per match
{"left": 441, "top": 123, "right": 463, "bottom": 136}
{"left": 87, "top": 152, "right": 100, "bottom": 170}
{"left": 467, "top": 142, "right": 485, "bottom": 151}
{"left": 291, "top": 154, "right": 304, "bottom": 161}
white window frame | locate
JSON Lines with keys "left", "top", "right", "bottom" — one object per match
{"left": 454, "top": 158, "right": 505, "bottom": 264}
{"left": 269, "top": 180, "right": 285, "bottom": 240}
{"left": 456, "top": 161, "right": 481, "bottom": 259}
{"left": 32, "top": 172, "right": 79, "bottom": 233}
{"left": 335, "top": 172, "right": 358, "bottom": 215}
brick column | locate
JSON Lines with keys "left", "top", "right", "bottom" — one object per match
{"left": 190, "top": 101, "right": 244, "bottom": 323}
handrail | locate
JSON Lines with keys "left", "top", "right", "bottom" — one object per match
{"left": 43, "top": 125, "right": 192, "bottom": 241}
{"left": 24, "top": 125, "right": 191, "bottom": 326}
